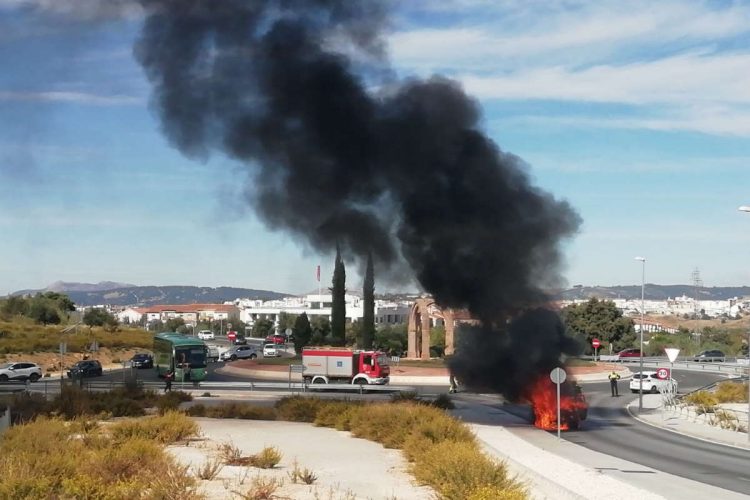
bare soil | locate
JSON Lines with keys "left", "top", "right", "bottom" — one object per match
{"left": 0, "top": 347, "right": 147, "bottom": 374}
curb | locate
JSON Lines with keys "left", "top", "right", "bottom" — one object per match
{"left": 625, "top": 401, "right": 750, "bottom": 451}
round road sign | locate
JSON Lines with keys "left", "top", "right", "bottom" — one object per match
{"left": 550, "top": 367, "right": 567, "bottom": 384}
{"left": 656, "top": 368, "right": 670, "bottom": 380}
{"left": 592, "top": 339, "right": 601, "bottom": 348}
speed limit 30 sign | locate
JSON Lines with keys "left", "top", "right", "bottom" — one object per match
{"left": 655, "top": 368, "right": 670, "bottom": 380}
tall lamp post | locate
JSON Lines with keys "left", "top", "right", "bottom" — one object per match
{"left": 737, "top": 206, "right": 750, "bottom": 441}
{"left": 635, "top": 256, "right": 646, "bottom": 412}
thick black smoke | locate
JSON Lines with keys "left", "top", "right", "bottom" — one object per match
{"left": 134, "top": 0, "right": 582, "bottom": 397}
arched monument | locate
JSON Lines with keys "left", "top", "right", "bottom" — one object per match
{"left": 406, "top": 298, "right": 457, "bottom": 359}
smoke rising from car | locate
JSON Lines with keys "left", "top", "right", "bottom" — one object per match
{"left": 134, "top": 1, "right": 582, "bottom": 397}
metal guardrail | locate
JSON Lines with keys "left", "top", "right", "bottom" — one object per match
{"left": 581, "top": 356, "right": 749, "bottom": 375}
{"left": 2, "top": 379, "right": 419, "bottom": 396}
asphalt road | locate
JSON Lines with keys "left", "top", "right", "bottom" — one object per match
{"left": 561, "top": 370, "right": 750, "bottom": 494}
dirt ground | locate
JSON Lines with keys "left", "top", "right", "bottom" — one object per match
{"left": 0, "top": 347, "right": 148, "bottom": 374}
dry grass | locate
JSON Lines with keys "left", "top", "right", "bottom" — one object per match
{"left": 0, "top": 416, "right": 201, "bottom": 498}
{"left": 233, "top": 475, "right": 285, "bottom": 500}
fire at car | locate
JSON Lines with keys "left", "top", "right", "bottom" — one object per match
{"left": 525, "top": 375, "right": 588, "bottom": 431}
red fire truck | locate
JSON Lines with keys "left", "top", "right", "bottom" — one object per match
{"left": 302, "top": 348, "right": 390, "bottom": 385}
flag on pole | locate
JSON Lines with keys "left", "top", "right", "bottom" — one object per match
{"left": 316, "top": 265, "right": 320, "bottom": 282}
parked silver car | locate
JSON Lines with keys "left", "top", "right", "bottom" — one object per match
{"left": 0, "top": 362, "right": 42, "bottom": 382}
{"left": 220, "top": 345, "right": 258, "bottom": 361}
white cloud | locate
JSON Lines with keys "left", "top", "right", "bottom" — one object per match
{"left": 390, "top": 1, "right": 750, "bottom": 70}
{"left": 0, "top": 90, "right": 141, "bottom": 105}
{"left": 458, "top": 53, "right": 750, "bottom": 106}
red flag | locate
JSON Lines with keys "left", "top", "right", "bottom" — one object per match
{"left": 316, "top": 265, "right": 320, "bottom": 282}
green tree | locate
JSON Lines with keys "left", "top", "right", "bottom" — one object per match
{"left": 561, "top": 298, "right": 636, "bottom": 354}
{"left": 41, "top": 292, "right": 76, "bottom": 313}
{"left": 330, "top": 245, "right": 346, "bottom": 346}
{"left": 292, "top": 312, "right": 313, "bottom": 356}
{"left": 361, "top": 252, "right": 375, "bottom": 349}
{"left": 165, "top": 317, "right": 185, "bottom": 332}
{"left": 310, "top": 315, "right": 331, "bottom": 345}
{"left": 28, "top": 299, "right": 61, "bottom": 325}
{"left": 277, "top": 312, "right": 298, "bottom": 335}
{"left": 0, "top": 296, "right": 29, "bottom": 317}
{"left": 374, "top": 324, "right": 407, "bottom": 355}
{"left": 83, "top": 308, "right": 118, "bottom": 328}
{"left": 252, "top": 318, "right": 274, "bottom": 338}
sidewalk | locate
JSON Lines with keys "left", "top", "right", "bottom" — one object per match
{"left": 627, "top": 394, "right": 749, "bottom": 450}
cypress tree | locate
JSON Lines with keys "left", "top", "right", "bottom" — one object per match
{"left": 361, "top": 252, "right": 375, "bottom": 349}
{"left": 330, "top": 245, "right": 346, "bottom": 345}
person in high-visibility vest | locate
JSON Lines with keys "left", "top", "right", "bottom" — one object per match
{"left": 608, "top": 370, "right": 621, "bottom": 397}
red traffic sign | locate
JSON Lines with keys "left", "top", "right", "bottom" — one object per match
{"left": 227, "top": 331, "right": 236, "bottom": 340}
{"left": 655, "top": 368, "right": 670, "bottom": 380}
{"left": 592, "top": 339, "right": 601, "bottom": 348}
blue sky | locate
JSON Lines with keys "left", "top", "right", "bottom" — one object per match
{"left": 1, "top": 0, "right": 750, "bottom": 296}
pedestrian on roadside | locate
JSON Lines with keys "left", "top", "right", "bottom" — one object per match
{"left": 449, "top": 374, "right": 458, "bottom": 394}
{"left": 164, "top": 369, "right": 173, "bottom": 393}
{"left": 608, "top": 370, "right": 620, "bottom": 397}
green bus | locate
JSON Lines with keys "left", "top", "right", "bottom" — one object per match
{"left": 153, "top": 332, "right": 209, "bottom": 382}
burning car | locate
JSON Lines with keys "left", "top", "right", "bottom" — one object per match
{"left": 526, "top": 375, "right": 588, "bottom": 431}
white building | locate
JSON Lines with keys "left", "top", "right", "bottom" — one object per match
{"left": 235, "top": 293, "right": 411, "bottom": 333}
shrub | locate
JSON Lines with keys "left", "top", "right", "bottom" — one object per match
{"left": 0, "top": 416, "right": 199, "bottom": 499}
{"left": 274, "top": 396, "right": 324, "bottom": 422}
{"left": 218, "top": 442, "right": 245, "bottom": 465}
{"left": 684, "top": 390, "right": 718, "bottom": 411}
{"left": 288, "top": 460, "right": 317, "bottom": 485}
{"left": 714, "top": 381, "right": 749, "bottom": 403}
{"left": 186, "top": 402, "right": 276, "bottom": 420}
{"left": 194, "top": 457, "right": 223, "bottom": 480}
{"left": 109, "top": 411, "right": 199, "bottom": 444}
{"left": 249, "top": 446, "right": 282, "bottom": 469}
{"left": 432, "top": 393, "right": 455, "bottom": 410}
{"left": 313, "top": 400, "right": 362, "bottom": 430}
{"left": 234, "top": 475, "right": 283, "bottom": 500}
{"left": 413, "top": 440, "right": 521, "bottom": 500}
{"left": 155, "top": 391, "right": 193, "bottom": 414}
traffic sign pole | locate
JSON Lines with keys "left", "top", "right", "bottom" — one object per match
{"left": 550, "top": 367, "right": 567, "bottom": 440}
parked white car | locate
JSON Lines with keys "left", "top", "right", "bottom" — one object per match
{"left": 197, "top": 330, "right": 215, "bottom": 340}
{"left": 0, "top": 362, "right": 42, "bottom": 382}
{"left": 629, "top": 371, "right": 678, "bottom": 394}
{"left": 263, "top": 343, "right": 280, "bottom": 358}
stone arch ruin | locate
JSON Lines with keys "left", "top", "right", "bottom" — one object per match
{"left": 406, "top": 298, "right": 456, "bottom": 359}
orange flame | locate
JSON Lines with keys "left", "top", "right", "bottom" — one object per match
{"left": 525, "top": 374, "right": 588, "bottom": 431}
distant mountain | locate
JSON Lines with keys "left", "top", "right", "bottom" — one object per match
{"left": 557, "top": 285, "right": 750, "bottom": 301}
{"left": 12, "top": 284, "right": 290, "bottom": 307}
{"left": 13, "top": 281, "right": 136, "bottom": 296}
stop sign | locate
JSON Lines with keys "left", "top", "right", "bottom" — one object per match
{"left": 592, "top": 338, "right": 601, "bottom": 348}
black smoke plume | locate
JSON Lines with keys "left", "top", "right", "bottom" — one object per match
{"left": 134, "top": 0, "right": 582, "bottom": 398}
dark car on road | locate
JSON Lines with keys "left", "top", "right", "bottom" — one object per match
{"left": 67, "top": 360, "right": 103, "bottom": 378}
{"left": 692, "top": 350, "right": 725, "bottom": 362}
{"left": 233, "top": 334, "right": 248, "bottom": 345}
{"left": 130, "top": 353, "right": 154, "bottom": 369}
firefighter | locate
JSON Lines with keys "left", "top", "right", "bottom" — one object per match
{"left": 608, "top": 370, "right": 621, "bottom": 397}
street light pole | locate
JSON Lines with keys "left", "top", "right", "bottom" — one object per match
{"left": 737, "top": 206, "right": 750, "bottom": 441}
{"left": 635, "top": 256, "right": 646, "bottom": 412}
